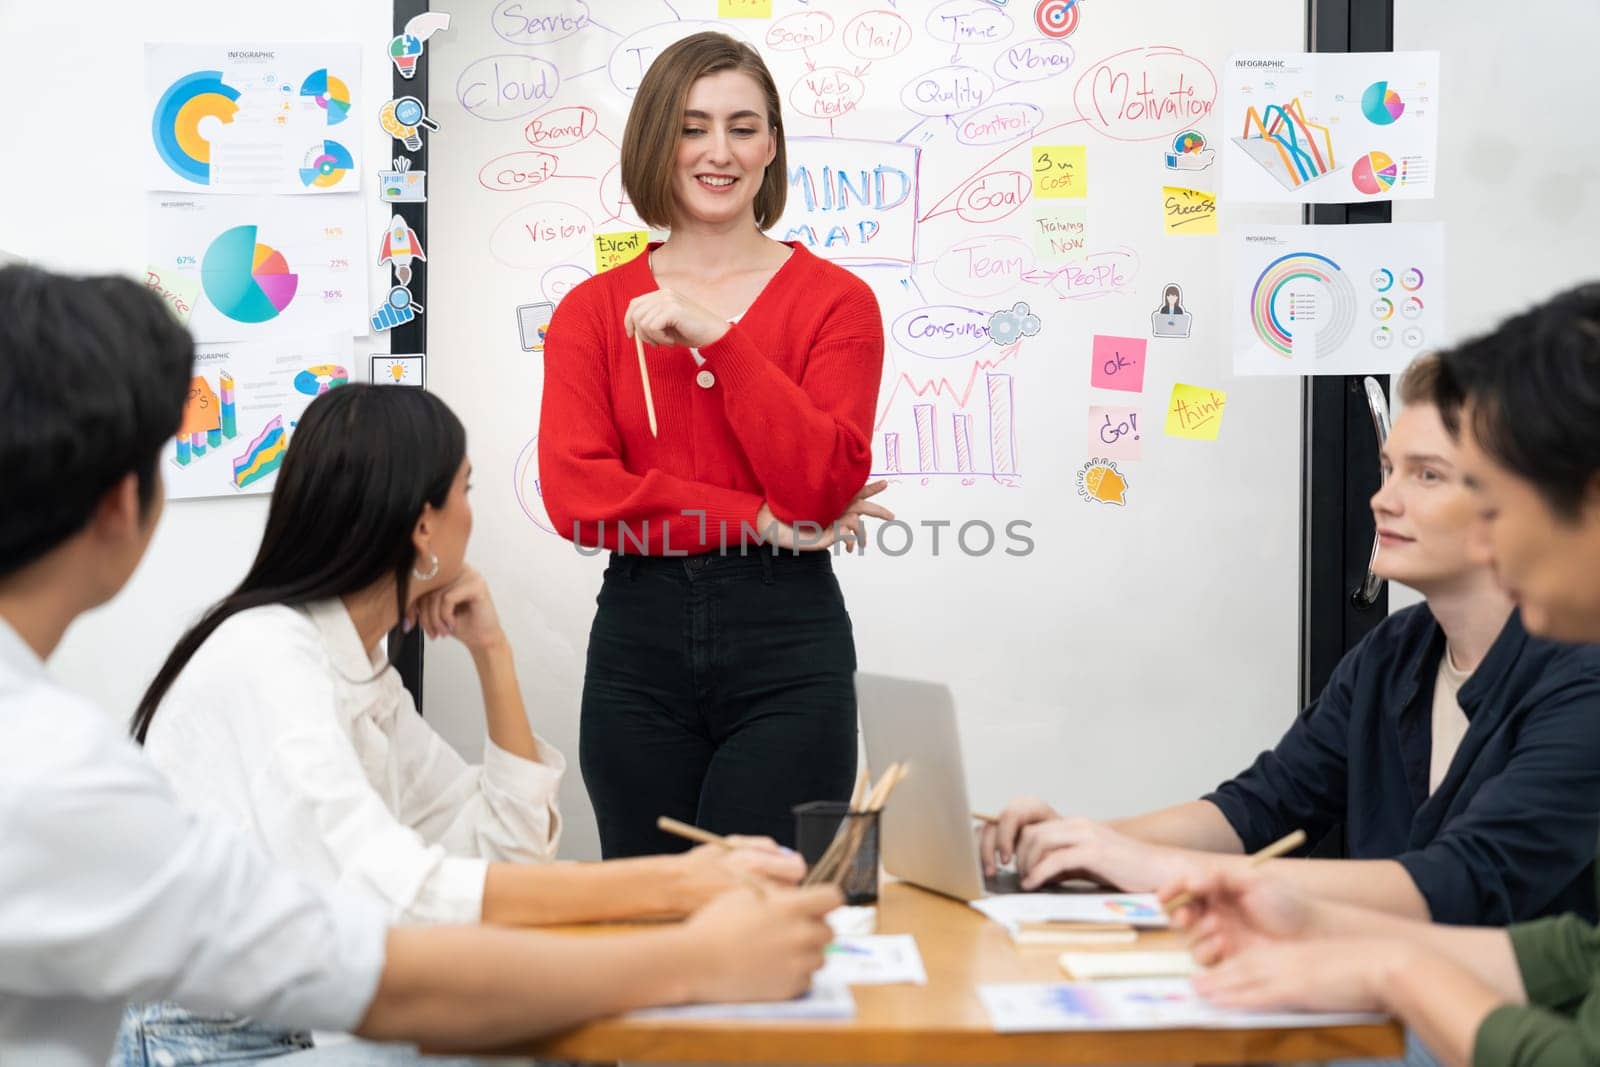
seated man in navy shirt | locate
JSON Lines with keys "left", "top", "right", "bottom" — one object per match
{"left": 981, "top": 353, "right": 1600, "bottom": 925}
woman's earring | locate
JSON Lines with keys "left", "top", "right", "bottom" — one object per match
{"left": 412, "top": 553, "right": 439, "bottom": 581}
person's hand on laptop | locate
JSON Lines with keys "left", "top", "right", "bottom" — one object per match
{"left": 1011, "top": 816, "right": 1208, "bottom": 892}
{"left": 979, "top": 795, "right": 1060, "bottom": 877}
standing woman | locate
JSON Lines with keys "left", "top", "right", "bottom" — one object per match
{"left": 539, "top": 32, "right": 889, "bottom": 857}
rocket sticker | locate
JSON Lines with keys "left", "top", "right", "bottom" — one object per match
{"left": 377, "top": 214, "right": 426, "bottom": 286}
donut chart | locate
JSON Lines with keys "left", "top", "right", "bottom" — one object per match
{"left": 293, "top": 364, "right": 350, "bottom": 396}
{"left": 201, "top": 225, "right": 299, "bottom": 324}
{"left": 1361, "top": 81, "right": 1405, "bottom": 125}
{"left": 152, "top": 70, "right": 241, "bottom": 185}
{"left": 1351, "top": 151, "right": 1398, "bottom": 195}
{"left": 299, "top": 68, "right": 352, "bottom": 125}
{"left": 1250, "top": 251, "right": 1358, "bottom": 359}
{"left": 298, "top": 139, "right": 354, "bottom": 188}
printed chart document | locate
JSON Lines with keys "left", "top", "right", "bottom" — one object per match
{"left": 980, "top": 978, "right": 1385, "bottom": 1032}
{"left": 146, "top": 43, "right": 363, "bottom": 195}
{"left": 627, "top": 982, "right": 855, "bottom": 1022}
{"left": 818, "top": 935, "right": 928, "bottom": 986}
{"left": 1222, "top": 51, "right": 1439, "bottom": 204}
{"left": 972, "top": 892, "right": 1170, "bottom": 932}
{"left": 1232, "top": 222, "right": 1446, "bottom": 377}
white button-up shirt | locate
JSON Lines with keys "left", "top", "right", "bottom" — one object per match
{"left": 144, "top": 599, "right": 565, "bottom": 924}
{"left": 0, "top": 617, "right": 387, "bottom": 1067}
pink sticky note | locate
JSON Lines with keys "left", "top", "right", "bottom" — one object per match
{"left": 1090, "top": 335, "right": 1147, "bottom": 392}
{"left": 1089, "top": 405, "right": 1143, "bottom": 459}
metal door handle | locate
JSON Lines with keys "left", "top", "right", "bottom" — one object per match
{"left": 1351, "top": 376, "right": 1392, "bottom": 611}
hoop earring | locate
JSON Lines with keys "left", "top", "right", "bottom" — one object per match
{"left": 412, "top": 553, "right": 439, "bottom": 582}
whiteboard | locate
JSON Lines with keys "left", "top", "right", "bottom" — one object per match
{"left": 4, "top": 0, "right": 395, "bottom": 718}
{"left": 426, "top": 0, "right": 1308, "bottom": 859}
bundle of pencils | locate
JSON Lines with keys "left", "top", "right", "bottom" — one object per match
{"left": 801, "top": 763, "right": 908, "bottom": 888}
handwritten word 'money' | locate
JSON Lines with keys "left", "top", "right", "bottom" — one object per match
{"left": 458, "top": 55, "right": 560, "bottom": 122}
{"left": 1074, "top": 47, "right": 1218, "bottom": 142}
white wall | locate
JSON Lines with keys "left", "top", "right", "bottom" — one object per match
{"left": 1, "top": 1, "right": 395, "bottom": 714}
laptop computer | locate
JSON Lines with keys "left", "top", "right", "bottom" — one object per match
{"left": 1151, "top": 310, "right": 1193, "bottom": 338}
{"left": 857, "top": 672, "right": 1028, "bottom": 901}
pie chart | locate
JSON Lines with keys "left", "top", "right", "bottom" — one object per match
{"left": 300, "top": 68, "right": 352, "bottom": 125}
{"left": 1351, "top": 151, "right": 1398, "bottom": 195}
{"left": 202, "top": 225, "right": 299, "bottom": 324}
{"left": 1361, "top": 81, "right": 1405, "bottom": 125}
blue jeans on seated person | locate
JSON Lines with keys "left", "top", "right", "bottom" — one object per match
{"left": 111, "top": 1001, "right": 529, "bottom": 1066}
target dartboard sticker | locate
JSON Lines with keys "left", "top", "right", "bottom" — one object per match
{"left": 1035, "top": 0, "right": 1082, "bottom": 39}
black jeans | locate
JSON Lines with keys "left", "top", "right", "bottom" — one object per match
{"left": 580, "top": 549, "right": 859, "bottom": 857}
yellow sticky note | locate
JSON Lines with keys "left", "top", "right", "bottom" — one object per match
{"left": 1162, "top": 186, "right": 1217, "bottom": 235}
{"left": 719, "top": 0, "right": 772, "bottom": 16}
{"left": 1165, "top": 383, "right": 1227, "bottom": 440}
{"left": 594, "top": 230, "right": 649, "bottom": 274}
{"left": 1031, "top": 144, "right": 1087, "bottom": 199}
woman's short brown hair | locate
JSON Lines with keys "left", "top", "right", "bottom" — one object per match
{"left": 620, "top": 32, "right": 787, "bottom": 230}
{"left": 1397, "top": 352, "right": 1462, "bottom": 435}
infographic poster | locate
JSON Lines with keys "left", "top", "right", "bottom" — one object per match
{"left": 1232, "top": 222, "right": 1446, "bottom": 377}
{"left": 1222, "top": 51, "right": 1439, "bottom": 203}
{"left": 146, "top": 194, "right": 367, "bottom": 343}
{"left": 166, "top": 336, "right": 355, "bottom": 500}
{"left": 145, "top": 43, "right": 363, "bottom": 195}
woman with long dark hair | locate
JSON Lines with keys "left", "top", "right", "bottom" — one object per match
{"left": 540, "top": 32, "right": 891, "bottom": 858}
{"left": 117, "top": 384, "right": 801, "bottom": 1065}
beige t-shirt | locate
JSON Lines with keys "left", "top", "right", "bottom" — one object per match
{"left": 1429, "top": 647, "right": 1473, "bottom": 794}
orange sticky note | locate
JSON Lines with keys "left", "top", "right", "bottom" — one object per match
{"left": 594, "top": 230, "right": 648, "bottom": 273}
{"left": 1165, "top": 383, "right": 1227, "bottom": 440}
{"left": 1032, "top": 145, "right": 1087, "bottom": 199}
{"left": 178, "top": 376, "right": 221, "bottom": 436}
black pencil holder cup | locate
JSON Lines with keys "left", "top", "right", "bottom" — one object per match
{"left": 793, "top": 801, "right": 880, "bottom": 905}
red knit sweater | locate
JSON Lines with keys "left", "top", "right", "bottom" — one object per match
{"left": 538, "top": 242, "right": 884, "bottom": 554}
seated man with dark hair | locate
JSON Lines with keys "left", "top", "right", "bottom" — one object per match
{"left": 983, "top": 352, "right": 1600, "bottom": 928}
{"left": 1159, "top": 281, "right": 1600, "bottom": 1067}
{"left": 0, "top": 265, "right": 838, "bottom": 1066}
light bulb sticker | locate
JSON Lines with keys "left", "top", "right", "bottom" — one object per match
{"left": 371, "top": 285, "right": 424, "bottom": 332}
{"left": 380, "top": 97, "right": 440, "bottom": 151}
{"left": 371, "top": 353, "right": 426, "bottom": 388}
{"left": 389, "top": 12, "right": 451, "bottom": 79}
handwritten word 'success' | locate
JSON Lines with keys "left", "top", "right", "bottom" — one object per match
{"left": 479, "top": 151, "right": 559, "bottom": 192}
{"left": 523, "top": 105, "right": 597, "bottom": 148}
{"left": 457, "top": 54, "right": 560, "bottom": 122}
{"left": 490, "top": 1, "right": 590, "bottom": 46}
{"left": 1162, "top": 185, "right": 1217, "bottom": 234}
{"left": 1073, "top": 46, "right": 1218, "bottom": 142}
{"left": 766, "top": 11, "right": 835, "bottom": 51}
